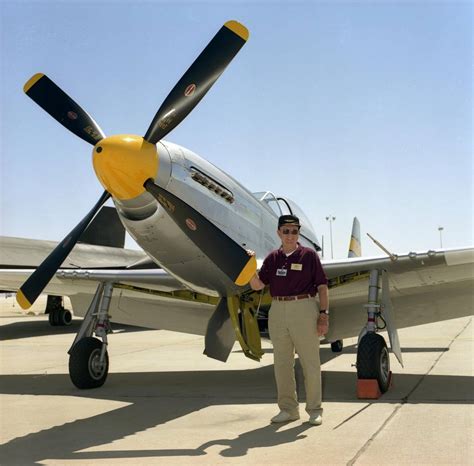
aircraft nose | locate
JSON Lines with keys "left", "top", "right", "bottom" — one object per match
{"left": 92, "top": 135, "right": 159, "bottom": 200}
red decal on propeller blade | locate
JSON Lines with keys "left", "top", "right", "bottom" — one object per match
{"left": 184, "top": 84, "right": 196, "bottom": 97}
{"left": 185, "top": 218, "right": 197, "bottom": 231}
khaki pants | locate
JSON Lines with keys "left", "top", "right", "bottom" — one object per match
{"left": 268, "top": 297, "right": 322, "bottom": 415}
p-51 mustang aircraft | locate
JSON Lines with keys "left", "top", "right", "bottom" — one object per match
{"left": 1, "top": 20, "right": 472, "bottom": 392}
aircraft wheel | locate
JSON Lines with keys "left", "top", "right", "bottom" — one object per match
{"left": 331, "top": 340, "right": 343, "bottom": 353}
{"left": 59, "top": 309, "right": 72, "bottom": 326}
{"left": 48, "top": 308, "right": 72, "bottom": 326}
{"left": 49, "top": 309, "right": 62, "bottom": 326}
{"left": 48, "top": 311, "right": 57, "bottom": 326}
{"left": 357, "top": 333, "right": 390, "bottom": 393}
{"left": 69, "top": 337, "right": 109, "bottom": 389}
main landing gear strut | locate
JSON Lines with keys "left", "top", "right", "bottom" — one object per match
{"left": 356, "top": 269, "right": 403, "bottom": 396}
{"left": 68, "top": 282, "right": 113, "bottom": 389}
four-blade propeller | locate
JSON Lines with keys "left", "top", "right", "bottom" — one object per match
{"left": 17, "top": 20, "right": 252, "bottom": 310}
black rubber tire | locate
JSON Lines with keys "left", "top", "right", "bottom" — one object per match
{"left": 331, "top": 340, "right": 343, "bottom": 353}
{"left": 69, "top": 337, "right": 109, "bottom": 389}
{"left": 357, "top": 333, "right": 390, "bottom": 393}
{"left": 53, "top": 309, "right": 62, "bottom": 326}
{"left": 48, "top": 311, "right": 57, "bottom": 326}
{"left": 59, "top": 309, "right": 72, "bottom": 326}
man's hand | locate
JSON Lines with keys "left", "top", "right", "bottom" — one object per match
{"left": 317, "top": 314, "right": 329, "bottom": 336}
{"left": 246, "top": 250, "right": 265, "bottom": 290}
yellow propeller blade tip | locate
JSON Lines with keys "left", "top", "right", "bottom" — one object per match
{"left": 16, "top": 290, "right": 32, "bottom": 310}
{"left": 224, "top": 20, "right": 249, "bottom": 41}
{"left": 23, "top": 73, "right": 44, "bottom": 93}
{"left": 235, "top": 255, "right": 257, "bottom": 286}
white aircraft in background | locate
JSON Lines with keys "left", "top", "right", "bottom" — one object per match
{"left": 1, "top": 20, "right": 472, "bottom": 392}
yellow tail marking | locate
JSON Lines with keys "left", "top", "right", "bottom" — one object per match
{"left": 16, "top": 290, "right": 32, "bottom": 310}
{"left": 235, "top": 255, "right": 257, "bottom": 286}
{"left": 224, "top": 20, "right": 249, "bottom": 41}
{"left": 24, "top": 73, "right": 45, "bottom": 93}
{"left": 349, "top": 237, "right": 362, "bottom": 257}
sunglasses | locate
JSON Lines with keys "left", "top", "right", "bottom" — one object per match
{"left": 281, "top": 228, "right": 300, "bottom": 235}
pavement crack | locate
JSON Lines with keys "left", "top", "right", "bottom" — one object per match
{"left": 347, "top": 403, "right": 403, "bottom": 466}
{"left": 400, "top": 317, "right": 471, "bottom": 403}
{"left": 346, "top": 317, "right": 471, "bottom": 465}
{"left": 333, "top": 404, "right": 371, "bottom": 430}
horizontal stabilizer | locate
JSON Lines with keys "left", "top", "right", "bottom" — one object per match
{"left": 78, "top": 206, "right": 125, "bottom": 248}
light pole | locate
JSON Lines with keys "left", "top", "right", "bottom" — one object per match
{"left": 438, "top": 226, "right": 444, "bottom": 248}
{"left": 326, "top": 215, "right": 336, "bottom": 259}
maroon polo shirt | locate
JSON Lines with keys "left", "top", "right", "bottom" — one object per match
{"left": 258, "top": 244, "right": 328, "bottom": 297}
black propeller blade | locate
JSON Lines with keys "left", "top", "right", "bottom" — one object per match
{"left": 144, "top": 20, "right": 249, "bottom": 144}
{"left": 203, "top": 298, "right": 236, "bottom": 362}
{"left": 19, "top": 21, "right": 251, "bottom": 313}
{"left": 24, "top": 73, "right": 105, "bottom": 145}
{"left": 17, "top": 191, "right": 111, "bottom": 309}
{"left": 144, "top": 179, "right": 256, "bottom": 287}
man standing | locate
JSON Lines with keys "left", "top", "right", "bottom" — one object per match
{"left": 248, "top": 214, "right": 329, "bottom": 426}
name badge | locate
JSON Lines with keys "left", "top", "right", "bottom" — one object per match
{"left": 276, "top": 268, "right": 287, "bottom": 277}
{"left": 291, "top": 263, "right": 303, "bottom": 271}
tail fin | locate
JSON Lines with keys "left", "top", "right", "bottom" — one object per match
{"left": 78, "top": 206, "right": 125, "bottom": 248}
{"left": 348, "top": 217, "right": 361, "bottom": 258}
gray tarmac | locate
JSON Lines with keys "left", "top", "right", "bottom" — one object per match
{"left": 0, "top": 295, "right": 472, "bottom": 465}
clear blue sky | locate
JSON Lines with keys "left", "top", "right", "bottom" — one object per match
{"left": 1, "top": 1, "right": 472, "bottom": 259}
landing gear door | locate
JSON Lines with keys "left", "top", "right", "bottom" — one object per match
{"left": 227, "top": 295, "right": 264, "bottom": 361}
{"left": 382, "top": 270, "right": 403, "bottom": 367}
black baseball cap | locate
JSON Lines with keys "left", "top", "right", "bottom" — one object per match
{"left": 278, "top": 214, "right": 301, "bottom": 228}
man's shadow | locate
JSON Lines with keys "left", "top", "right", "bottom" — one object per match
{"left": 72, "top": 422, "right": 313, "bottom": 460}
{"left": 198, "top": 422, "right": 312, "bottom": 457}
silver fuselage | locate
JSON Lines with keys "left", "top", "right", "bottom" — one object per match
{"left": 114, "top": 140, "right": 320, "bottom": 296}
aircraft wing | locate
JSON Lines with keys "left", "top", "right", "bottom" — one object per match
{"left": 1, "top": 235, "right": 472, "bottom": 352}
{"left": 0, "top": 235, "right": 214, "bottom": 337}
{"left": 320, "top": 246, "right": 474, "bottom": 342}
{"left": 0, "top": 235, "right": 188, "bottom": 311}
{"left": 322, "top": 246, "right": 472, "bottom": 277}
{"left": 0, "top": 236, "right": 147, "bottom": 269}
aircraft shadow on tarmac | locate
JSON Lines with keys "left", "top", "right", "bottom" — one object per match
{"left": 0, "top": 316, "right": 454, "bottom": 358}
{"left": 0, "top": 362, "right": 473, "bottom": 464}
{"left": 1, "top": 317, "right": 452, "bottom": 354}
{"left": 0, "top": 319, "right": 472, "bottom": 464}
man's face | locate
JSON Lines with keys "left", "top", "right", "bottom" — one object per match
{"left": 277, "top": 224, "right": 300, "bottom": 248}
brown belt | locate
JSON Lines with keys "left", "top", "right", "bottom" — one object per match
{"left": 274, "top": 294, "right": 314, "bottom": 301}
